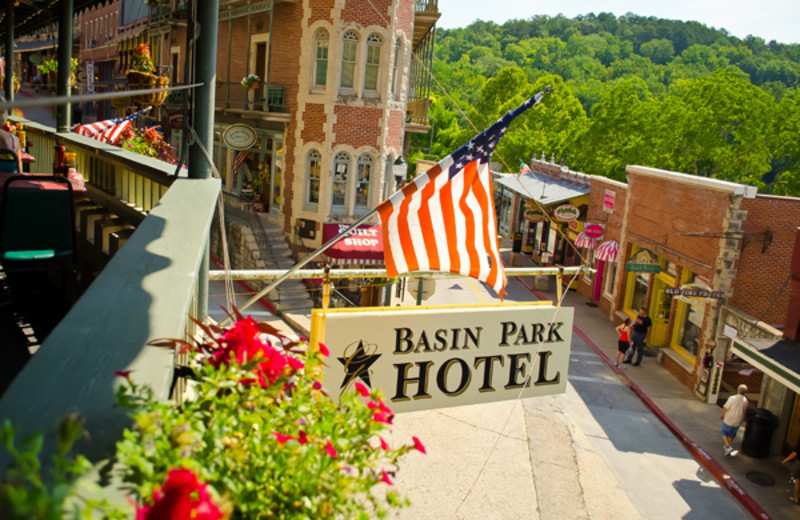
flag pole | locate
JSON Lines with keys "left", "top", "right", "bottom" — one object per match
{"left": 229, "top": 208, "right": 379, "bottom": 320}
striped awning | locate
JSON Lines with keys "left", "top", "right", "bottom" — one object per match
{"left": 596, "top": 240, "right": 619, "bottom": 262}
{"left": 575, "top": 231, "right": 597, "bottom": 249}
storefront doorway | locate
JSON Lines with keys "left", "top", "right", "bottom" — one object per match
{"left": 648, "top": 272, "right": 675, "bottom": 347}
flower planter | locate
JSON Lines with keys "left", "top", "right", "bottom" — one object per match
{"left": 127, "top": 70, "right": 170, "bottom": 107}
{"left": 246, "top": 82, "right": 261, "bottom": 90}
{"left": 46, "top": 71, "right": 76, "bottom": 87}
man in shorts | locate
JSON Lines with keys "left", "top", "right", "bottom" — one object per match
{"left": 720, "top": 384, "right": 749, "bottom": 456}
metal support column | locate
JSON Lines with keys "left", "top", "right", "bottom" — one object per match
{"left": 3, "top": 0, "right": 14, "bottom": 108}
{"left": 56, "top": 0, "right": 73, "bottom": 132}
{"left": 189, "top": 0, "right": 220, "bottom": 321}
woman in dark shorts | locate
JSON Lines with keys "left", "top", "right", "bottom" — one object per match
{"left": 615, "top": 318, "right": 631, "bottom": 367}
{"left": 783, "top": 441, "right": 800, "bottom": 503}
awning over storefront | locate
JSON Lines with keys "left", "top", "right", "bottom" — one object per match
{"left": 575, "top": 231, "right": 597, "bottom": 249}
{"left": 321, "top": 223, "right": 384, "bottom": 266}
{"left": 15, "top": 39, "right": 58, "bottom": 53}
{"left": 731, "top": 337, "right": 800, "bottom": 395}
{"left": 596, "top": 240, "right": 619, "bottom": 262}
{"left": 494, "top": 171, "right": 590, "bottom": 205}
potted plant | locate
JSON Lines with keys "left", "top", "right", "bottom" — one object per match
{"left": 0, "top": 314, "right": 424, "bottom": 517}
{"left": 241, "top": 74, "right": 261, "bottom": 90}
{"left": 127, "top": 44, "right": 169, "bottom": 106}
{"left": 38, "top": 57, "right": 78, "bottom": 87}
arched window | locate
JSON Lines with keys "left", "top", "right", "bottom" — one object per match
{"left": 306, "top": 149, "right": 321, "bottom": 207}
{"left": 340, "top": 31, "right": 359, "bottom": 89}
{"left": 332, "top": 152, "right": 350, "bottom": 210}
{"left": 364, "top": 33, "right": 382, "bottom": 92}
{"left": 390, "top": 39, "right": 402, "bottom": 99}
{"left": 313, "top": 29, "right": 329, "bottom": 89}
{"left": 355, "top": 154, "right": 373, "bottom": 210}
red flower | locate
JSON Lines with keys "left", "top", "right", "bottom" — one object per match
{"left": 412, "top": 436, "right": 426, "bottom": 454}
{"left": 208, "top": 317, "right": 304, "bottom": 388}
{"left": 114, "top": 370, "right": 133, "bottom": 378}
{"left": 380, "top": 469, "right": 393, "bottom": 486}
{"left": 313, "top": 380, "right": 322, "bottom": 390}
{"left": 367, "top": 401, "right": 379, "bottom": 410}
{"left": 379, "top": 437, "right": 388, "bottom": 451}
{"left": 297, "top": 430, "right": 308, "bottom": 445}
{"left": 354, "top": 382, "right": 370, "bottom": 397}
{"left": 378, "top": 399, "right": 392, "bottom": 415}
{"left": 136, "top": 468, "right": 222, "bottom": 520}
{"left": 325, "top": 439, "right": 337, "bottom": 458}
{"left": 373, "top": 412, "right": 391, "bottom": 424}
{"left": 318, "top": 343, "right": 330, "bottom": 357}
{"left": 272, "top": 431, "right": 293, "bottom": 445}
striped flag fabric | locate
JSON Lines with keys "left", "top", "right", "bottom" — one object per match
{"left": 377, "top": 89, "right": 549, "bottom": 297}
{"left": 74, "top": 107, "right": 149, "bottom": 145}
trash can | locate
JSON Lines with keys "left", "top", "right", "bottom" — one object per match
{"left": 512, "top": 232, "right": 522, "bottom": 253}
{"left": 741, "top": 408, "right": 778, "bottom": 458}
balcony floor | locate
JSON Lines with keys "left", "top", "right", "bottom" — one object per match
{"left": 0, "top": 269, "right": 72, "bottom": 397}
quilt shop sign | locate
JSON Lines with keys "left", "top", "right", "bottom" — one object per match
{"left": 312, "top": 303, "right": 573, "bottom": 413}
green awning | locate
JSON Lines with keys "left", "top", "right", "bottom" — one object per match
{"left": 731, "top": 337, "right": 800, "bottom": 395}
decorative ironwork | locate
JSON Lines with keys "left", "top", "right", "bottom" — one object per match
{"left": 219, "top": 1, "right": 273, "bottom": 21}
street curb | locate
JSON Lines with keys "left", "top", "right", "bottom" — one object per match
{"left": 510, "top": 271, "right": 771, "bottom": 519}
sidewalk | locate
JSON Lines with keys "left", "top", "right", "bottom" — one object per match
{"left": 499, "top": 237, "right": 796, "bottom": 519}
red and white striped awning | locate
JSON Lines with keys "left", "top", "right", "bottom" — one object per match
{"left": 596, "top": 240, "right": 619, "bottom": 262}
{"left": 575, "top": 231, "right": 597, "bottom": 249}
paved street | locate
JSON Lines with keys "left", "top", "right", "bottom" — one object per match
{"left": 383, "top": 271, "right": 751, "bottom": 519}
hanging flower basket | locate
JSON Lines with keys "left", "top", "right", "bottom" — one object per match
{"left": 127, "top": 70, "right": 170, "bottom": 107}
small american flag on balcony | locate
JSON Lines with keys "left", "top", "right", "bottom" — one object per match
{"left": 74, "top": 107, "right": 149, "bottom": 145}
{"left": 377, "top": 88, "right": 549, "bottom": 298}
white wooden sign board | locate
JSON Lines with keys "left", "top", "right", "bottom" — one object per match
{"left": 312, "top": 303, "right": 573, "bottom": 413}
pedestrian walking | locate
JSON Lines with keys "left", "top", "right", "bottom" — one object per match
{"left": 615, "top": 318, "right": 631, "bottom": 367}
{"left": 782, "top": 440, "right": 800, "bottom": 503}
{"left": 623, "top": 307, "right": 651, "bottom": 366}
{"left": 720, "top": 384, "right": 749, "bottom": 456}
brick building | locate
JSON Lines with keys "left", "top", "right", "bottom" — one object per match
{"left": 80, "top": 0, "right": 121, "bottom": 120}
{"left": 146, "top": 0, "right": 438, "bottom": 258}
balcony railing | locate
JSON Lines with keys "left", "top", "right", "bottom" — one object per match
{"left": 414, "top": 0, "right": 438, "bottom": 13}
{"left": 0, "top": 117, "right": 220, "bottom": 479}
{"left": 214, "top": 82, "right": 287, "bottom": 114}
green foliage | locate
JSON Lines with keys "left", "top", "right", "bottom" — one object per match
{"left": 114, "top": 317, "right": 419, "bottom": 519}
{"left": 429, "top": 14, "right": 800, "bottom": 195}
{"left": 38, "top": 58, "right": 78, "bottom": 75}
{"left": 0, "top": 415, "right": 126, "bottom": 519}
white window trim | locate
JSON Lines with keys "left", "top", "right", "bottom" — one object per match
{"left": 363, "top": 33, "right": 382, "bottom": 96}
{"left": 339, "top": 30, "right": 360, "bottom": 94}
{"left": 354, "top": 154, "right": 373, "bottom": 213}
{"left": 390, "top": 38, "right": 403, "bottom": 100}
{"left": 305, "top": 149, "right": 322, "bottom": 211}
{"left": 603, "top": 260, "right": 617, "bottom": 300}
{"left": 311, "top": 28, "right": 329, "bottom": 93}
{"left": 331, "top": 152, "right": 352, "bottom": 213}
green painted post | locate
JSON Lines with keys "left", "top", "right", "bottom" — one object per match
{"left": 189, "top": 0, "right": 220, "bottom": 321}
{"left": 56, "top": 0, "right": 73, "bottom": 132}
{"left": 3, "top": 0, "right": 13, "bottom": 108}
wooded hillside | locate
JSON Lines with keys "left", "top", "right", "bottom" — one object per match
{"left": 418, "top": 13, "right": 800, "bottom": 196}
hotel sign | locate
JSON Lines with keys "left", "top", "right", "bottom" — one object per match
{"left": 312, "top": 303, "right": 573, "bottom": 413}
{"left": 222, "top": 124, "right": 257, "bottom": 150}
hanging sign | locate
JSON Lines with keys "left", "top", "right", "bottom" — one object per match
{"left": 313, "top": 303, "right": 573, "bottom": 413}
{"left": 86, "top": 61, "right": 95, "bottom": 94}
{"left": 583, "top": 222, "right": 605, "bottom": 239}
{"left": 524, "top": 208, "right": 546, "bottom": 222}
{"left": 625, "top": 248, "right": 661, "bottom": 273}
{"left": 553, "top": 204, "right": 579, "bottom": 222}
{"left": 222, "top": 124, "right": 257, "bottom": 150}
{"left": 665, "top": 284, "right": 724, "bottom": 301}
{"left": 603, "top": 190, "right": 616, "bottom": 213}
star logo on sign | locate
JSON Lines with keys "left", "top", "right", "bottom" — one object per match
{"left": 338, "top": 340, "right": 381, "bottom": 392}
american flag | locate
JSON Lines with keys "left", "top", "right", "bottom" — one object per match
{"left": 377, "top": 89, "right": 548, "bottom": 297}
{"left": 74, "top": 107, "right": 149, "bottom": 145}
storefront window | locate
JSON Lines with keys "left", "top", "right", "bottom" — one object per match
{"left": 677, "top": 303, "right": 704, "bottom": 357}
{"left": 603, "top": 260, "right": 616, "bottom": 299}
{"left": 630, "top": 272, "right": 648, "bottom": 312}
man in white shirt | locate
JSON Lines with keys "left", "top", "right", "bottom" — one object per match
{"left": 720, "top": 384, "right": 749, "bottom": 456}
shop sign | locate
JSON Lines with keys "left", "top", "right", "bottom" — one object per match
{"left": 710, "top": 362, "right": 723, "bottom": 396}
{"left": 568, "top": 220, "right": 583, "bottom": 232}
{"left": 313, "top": 303, "right": 573, "bottom": 413}
{"left": 603, "top": 189, "right": 616, "bottom": 213}
{"left": 222, "top": 124, "right": 257, "bottom": 150}
{"left": 583, "top": 222, "right": 605, "bottom": 239}
{"left": 86, "top": 61, "right": 95, "bottom": 94}
{"left": 625, "top": 248, "right": 661, "bottom": 273}
{"left": 722, "top": 324, "right": 738, "bottom": 339}
{"left": 665, "top": 284, "right": 724, "bottom": 300}
{"left": 553, "top": 204, "right": 579, "bottom": 222}
{"left": 524, "top": 208, "right": 546, "bottom": 222}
